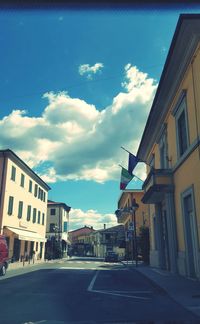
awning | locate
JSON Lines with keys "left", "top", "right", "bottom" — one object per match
{"left": 5, "top": 226, "right": 47, "bottom": 242}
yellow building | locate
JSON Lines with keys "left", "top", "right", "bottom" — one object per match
{"left": 117, "top": 190, "right": 148, "bottom": 260}
{"left": 0, "top": 149, "right": 50, "bottom": 262}
{"left": 137, "top": 14, "right": 200, "bottom": 278}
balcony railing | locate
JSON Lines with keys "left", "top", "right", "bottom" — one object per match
{"left": 142, "top": 168, "right": 174, "bottom": 204}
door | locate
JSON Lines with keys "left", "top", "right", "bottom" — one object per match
{"left": 39, "top": 242, "right": 43, "bottom": 259}
{"left": 183, "top": 193, "right": 199, "bottom": 278}
{"left": 13, "top": 238, "right": 21, "bottom": 261}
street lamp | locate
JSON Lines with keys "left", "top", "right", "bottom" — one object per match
{"left": 131, "top": 198, "right": 139, "bottom": 267}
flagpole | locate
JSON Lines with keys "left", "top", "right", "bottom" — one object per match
{"left": 133, "top": 174, "right": 144, "bottom": 182}
{"left": 118, "top": 165, "right": 143, "bottom": 182}
{"left": 121, "top": 146, "right": 151, "bottom": 166}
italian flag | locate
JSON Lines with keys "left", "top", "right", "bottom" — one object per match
{"left": 120, "top": 167, "right": 134, "bottom": 190}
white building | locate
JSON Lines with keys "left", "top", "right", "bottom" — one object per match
{"left": 46, "top": 200, "right": 71, "bottom": 257}
{"left": 0, "top": 149, "right": 51, "bottom": 262}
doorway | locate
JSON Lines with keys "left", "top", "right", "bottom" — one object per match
{"left": 13, "top": 238, "right": 21, "bottom": 261}
{"left": 182, "top": 190, "right": 199, "bottom": 278}
{"left": 161, "top": 209, "right": 170, "bottom": 271}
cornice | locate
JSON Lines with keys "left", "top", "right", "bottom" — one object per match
{"left": 137, "top": 16, "right": 200, "bottom": 161}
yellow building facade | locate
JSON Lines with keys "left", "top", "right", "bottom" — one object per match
{"left": 0, "top": 149, "right": 50, "bottom": 262}
{"left": 117, "top": 190, "right": 148, "bottom": 259}
{"left": 137, "top": 15, "right": 200, "bottom": 278}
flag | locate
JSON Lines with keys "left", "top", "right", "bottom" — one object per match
{"left": 120, "top": 167, "right": 134, "bottom": 190}
{"left": 128, "top": 153, "right": 139, "bottom": 175}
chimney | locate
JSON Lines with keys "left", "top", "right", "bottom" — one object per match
{"left": 104, "top": 224, "right": 106, "bottom": 229}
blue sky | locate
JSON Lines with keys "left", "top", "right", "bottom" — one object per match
{"left": 1, "top": 6, "right": 200, "bottom": 230}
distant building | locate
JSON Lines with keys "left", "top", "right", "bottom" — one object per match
{"left": 92, "top": 224, "right": 125, "bottom": 259}
{"left": 116, "top": 190, "right": 149, "bottom": 260}
{"left": 46, "top": 200, "right": 71, "bottom": 258}
{"left": 68, "top": 226, "right": 95, "bottom": 256}
{"left": 0, "top": 149, "right": 51, "bottom": 262}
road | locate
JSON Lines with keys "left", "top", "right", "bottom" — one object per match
{"left": 0, "top": 257, "right": 199, "bottom": 324}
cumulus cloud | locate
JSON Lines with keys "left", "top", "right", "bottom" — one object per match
{"left": 0, "top": 64, "right": 157, "bottom": 183}
{"left": 79, "top": 63, "right": 104, "bottom": 79}
{"left": 69, "top": 208, "right": 117, "bottom": 230}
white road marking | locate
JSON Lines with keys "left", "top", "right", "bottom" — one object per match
{"left": 105, "top": 290, "right": 152, "bottom": 294}
{"left": 91, "top": 289, "right": 151, "bottom": 300}
{"left": 87, "top": 270, "right": 99, "bottom": 291}
{"left": 87, "top": 270, "right": 151, "bottom": 300}
{"left": 60, "top": 267, "right": 97, "bottom": 270}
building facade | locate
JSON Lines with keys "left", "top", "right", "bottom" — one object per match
{"left": 0, "top": 149, "right": 50, "bottom": 262}
{"left": 68, "top": 226, "right": 95, "bottom": 256}
{"left": 137, "top": 15, "right": 200, "bottom": 278}
{"left": 46, "top": 200, "right": 71, "bottom": 257}
{"left": 92, "top": 225, "right": 125, "bottom": 259}
{"left": 116, "top": 190, "right": 148, "bottom": 260}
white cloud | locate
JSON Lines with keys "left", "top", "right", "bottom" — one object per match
{"left": 69, "top": 208, "right": 117, "bottom": 231}
{"left": 79, "top": 63, "right": 104, "bottom": 79}
{"left": 0, "top": 64, "right": 157, "bottom": 183}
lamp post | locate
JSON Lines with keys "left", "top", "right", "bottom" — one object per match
{"left": 131, "top": 198, "right": 139, "bottom": 267}
{"left": 115, "top": 198, "right": 139, "bottom": 266}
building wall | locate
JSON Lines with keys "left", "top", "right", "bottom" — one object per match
{"left": 0, "top": 156, "right": 48, "bottom": 261}
{"left": 144, "top": 44, "right": 200, "bottom": 277}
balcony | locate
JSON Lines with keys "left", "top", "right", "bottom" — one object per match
{"left": 142, "top": 169, "right": 174, "bottom": 204}
{"left": 115, "top": 207, "right": 131, "bottom": 224}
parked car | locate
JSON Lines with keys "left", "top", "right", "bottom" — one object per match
{"left": 105, "top": 251, "right": 119, "bottom": 262}
{"left": 0, "top": 235, "right": 9, "bottom": 276}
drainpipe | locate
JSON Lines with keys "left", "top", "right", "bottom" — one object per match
{"left": 0, "top": 152, "right": 6, "bottom": 235}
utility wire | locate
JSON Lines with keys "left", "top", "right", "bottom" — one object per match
{"left": 0, "top": 63, "right": 163, "bottom": 104}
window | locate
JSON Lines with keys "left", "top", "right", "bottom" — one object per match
{"left": 41, "top": 190, "right": 43, "bottom": 201}
{"left": 50, "top": 223, "right": 55, "bottom": 232}
{"left": 38, "top": 188, "right": 41, "bottom": 199}
{"left": 43, "top": 192, "right": 46, "bottom": 202}
{"left": 27, "top": 205, "right": 31, "bottom": 221}
{"left": 42, "top": 213, "right": 45, "bottom": 225}
{"left": 20, "top": 173, "right": 25, "bottom": 187}
{"left": 29, "top": 180, "right": 32, "bottom": 193}
{"left": 38, "top": 211, "right": 41, "bottom": 224}
{"left": 34, "top": 184, "right": 38, "bottom": 197}
{"left": 63, "top": 222, "right": 68, "bottom": 232}
{"left": 33, "top": 208, "right": 37, "bottom": 223}
{"left": 18, "top": 201, "right": 23, "bottom": 219}
{"left": 50, "top": 208, "right": 56, "bottom": 215}
{"left": 8, "top": 196, "right": 14, "bottom": 215}
{"left": 36, "top": 242, "right": 38, "bottom": 251}
{"left": 173, "top": 92, "right": 189, "bottom": 158}
{"left": 11, "top": 166, "right": 16, "bottom": 181}
{"left": 159, "top": 127, "right": 168, "bottom": 169}
{"left": 178, "top": 110, "right": 188, "bottom": 156}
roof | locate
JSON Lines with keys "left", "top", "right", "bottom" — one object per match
{"left": 47, "top": 200, "right": 71, "bottom": 212}
{"left": 137, "top": 14, "right": 200, "bottom": 161}
{"left": 117, "top": 189, "right": 144, "bottom": 206}
{"left": 0, "top": 149, "right": 51, "bottom": 191}
{"left": 94, "top": 224, "right": 124, "bottom": 234}
{"left": 68, "top": 226, "right": 95, "bottom": 234}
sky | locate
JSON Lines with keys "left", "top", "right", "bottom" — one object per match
{"left": 1, "top": 5, "right": 200, "bottom": 230}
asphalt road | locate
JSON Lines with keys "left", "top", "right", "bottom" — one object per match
{"left": 0, "top": 257, "right": 199, "bottom": 324}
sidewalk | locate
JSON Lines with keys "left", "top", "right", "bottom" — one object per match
{"left": 121, "top": 261, "right": 200, "bottom": 318}
{"left": 8, "top": 256, "right": 70, "bottom": 270}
